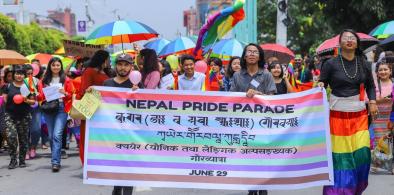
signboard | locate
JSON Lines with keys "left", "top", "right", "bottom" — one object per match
{"left": 78, "top": 21, "right": 87, "bottom": 32}
{"left": 63, "top": 40, "right": 104, "bottom": 58}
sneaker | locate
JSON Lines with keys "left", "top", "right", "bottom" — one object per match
{"left": 30, "top": 148, "right": 36, "bottom": 159}
{"left": 8, "top": 159, "right": 18, "bottom": 169}
{"left": 19, "top": 161, "right": 26, "bottom": 168}
{"left": 52, "top": 164, "right": 60, "bottom": 172}
{"left": 25, "top": 153, "right": 30, "bottom": 160}
{"left": 61, "top": 150, "right": 68, "bottom": 159}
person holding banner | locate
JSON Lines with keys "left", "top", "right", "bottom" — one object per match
{"left": 268, "top": 61, "right": 293, "bottom": 95}
{"left": 318, "top": 29, "right": 377, "bottom": 195}
{"left": 173, "top": 55, "right": 206, "bottom": 91}
{"left": 103, "top": 53, "right": 137, "bottom": 195}
{"left": 138, "top": 48, "right": 160, "bottom": 89}
{"left": 230, "top": 43, "right": 276, "bottom": 195}
{"left": 77, "top": 50, "right": 111, "bottom": 165}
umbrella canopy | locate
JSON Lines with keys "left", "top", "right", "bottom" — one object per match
{"left": 86, "top": 20, "right": 158, "bottom": 45}
{"left": 208, "top": 38, "right": 244, "bottom": 60}
{"left": 158, "top": 36, "right": 196, "bottom": 57}
{"left": 143, "top": 38, "right": 170, "bottom": 53}
{"left": 369, "top": 20, "right": 394, "bottom": 38}
{"left": 0, "top": 50, "right": 28, "bottom": 65}
{"left": 260, "top": 43, "right": 295, "bottom": 64}
{"left": 54, "top": 47, "right": 65, "bottom": 55}
{"left": 26, "top": 53, "right": 74, "bottom": 68}
{"left": 316, "top": 33, "right": 378, "bottom": 55}
{"left": 379, "top": 35, "right": 394, "bottom": 50}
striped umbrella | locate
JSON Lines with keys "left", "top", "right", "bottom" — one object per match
{"left": 86, "top": 20, "right": 158, "bottom": 49}
{"left": 158, "top": 37, "right": 196, "bottom": 57}
{"left": 143, "top": 38, "right": 170, "bottom": 53}
{"left": 369, "top": 20, "right": 394, "bottom": 39}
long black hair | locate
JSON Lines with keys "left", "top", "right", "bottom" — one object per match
{"left": 240, "top": 43, "right": 265, "bottom": 70}
{"left": 160, "top": 59, "right": 172, "bottom": 78}
{"left": 88, "top": 50, "right": 109, "bottom": 71}
{"left": 226, "top": 56, "right": 241, "bottom": 78}
{"left": 42, "top": 57, "right": 66, "bottom": 86}
{"left": 140, "top": 49, "right": 159, "bottom": 76}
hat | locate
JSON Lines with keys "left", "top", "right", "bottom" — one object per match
{"left": 115, "top": 53, "right": 133, "bottom": 64}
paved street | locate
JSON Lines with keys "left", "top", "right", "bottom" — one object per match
{"left": 1, "top": 143, "right": 393, "bottom": 195}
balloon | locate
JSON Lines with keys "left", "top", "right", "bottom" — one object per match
{"left": 129, "top": 71, "right": 142, "bottom": 85}
{"left": 13, "top": 95, "right": 24, "bottom": 104}
{"left": 166, "top": 55, "right": 179, "bottom": 71}
{"left": 31, "top": 63, "right": 40, "bottom": 76}
{"left": 195, "top": 60, "right": 208, "bottom": 73}
{"left": 0, "top": 96, "right": 3, "bottom": 107}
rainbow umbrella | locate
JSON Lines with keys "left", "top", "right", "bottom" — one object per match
{"left": 143, "top": 38, "right": 170, "bottom": 53}
{"left": 158, "top": 36, "right": 196, "bottom": 57}
{"left": 206, "top": 38, "right": 244, "bottom": 60}
{"left": 369, "top": 20, "right": 394, "bottom": 39}
{"left": 86, "top": 20, "right": 158, "bottom": 50}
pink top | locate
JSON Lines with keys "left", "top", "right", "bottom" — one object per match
{"left": 143, "top": 71, "right": 160, "bottom": 89}
{"left": 375, "top": 80, "right": 392, "bottom": 99}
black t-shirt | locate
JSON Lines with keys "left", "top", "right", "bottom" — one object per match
{"left": 275, "top": 79, "right": 287, "bottom": 95}
{"left": 103, "top": 78, "right": 133, "bottom": 88}
{"left": 4, "top": 83, "right": 31, "bottom": 118}
{"left": 320, "top": 56, "right": 375, "bottom": 100}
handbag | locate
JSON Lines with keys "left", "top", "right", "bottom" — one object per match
{"left": 69, "top": 94, "right": 86, "bottom": 120}
{"left": 40, "top": 99, "right": 59, "bottom": 114}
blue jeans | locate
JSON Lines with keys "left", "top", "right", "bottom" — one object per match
{"left": 29, "top": 107, "right": 41, "bottom": 148}
{"left": 43, "top": 104, "right": 67, "bottom": 165}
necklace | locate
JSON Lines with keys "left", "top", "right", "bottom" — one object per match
{"left": 339, "top": 55, "right": 358, "bottom": 79}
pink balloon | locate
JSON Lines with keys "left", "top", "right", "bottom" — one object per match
{"left": 0, "top": 96, "right": 3, "bottom": 107}
{"left": 13, "top": 95, "right": 24, "bottom": 104}
{"left": 195, "top": 60, "right": 207, "bottom": 73}
{"left": 31, "top": 63, "right": 40, "bottom": 76}
{"left": 129, "top": 71, "right": 142, "bottom": 85}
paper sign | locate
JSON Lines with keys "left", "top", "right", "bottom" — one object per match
{"left": 43, "top": 84, "right": 64, "bottom": 102}
{"left": 20, "top": 84, "right": 31, "bottom": 97}
{"left": 74, "top": 89, "right": 101, "bottom": 119}
{"left": 63, "top": 40, "right": 104, "bottom": 58}
{"left": 158, "top": 74, "right": 174, "bottom": 89}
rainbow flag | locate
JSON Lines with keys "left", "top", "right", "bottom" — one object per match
{"left": 84, "top": 87, "right": 333, "bottom": 190}
{"left": 194, "top": 0, "right": 245, "bottom": 54}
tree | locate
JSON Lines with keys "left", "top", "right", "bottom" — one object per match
{"left": 257, "top": 0, "right": 394, "bottom": 55}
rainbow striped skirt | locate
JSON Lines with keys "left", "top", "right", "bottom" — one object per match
{"left": 323, "top": 110, "right": 371, "bottom": 195}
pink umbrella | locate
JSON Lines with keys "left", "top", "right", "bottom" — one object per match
{"left": 260, "top": 43, "right": 295, "bottom": 64}
{"left": 316, "top": 33, "right": 378, "bottom": 55}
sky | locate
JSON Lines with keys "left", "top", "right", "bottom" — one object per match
{"left": 0, "top": 0, "right": 195, "bottom": 39}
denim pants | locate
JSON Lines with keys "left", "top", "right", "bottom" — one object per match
{"left": 43, "top": 104, "right": 67, "bottom": 165}
{"left": 29, "top": 107, "right": 41, "bottom": 148}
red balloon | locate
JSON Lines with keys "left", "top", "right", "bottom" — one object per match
{"left": 13, "top": 94, "right": 24, "bottom": 104}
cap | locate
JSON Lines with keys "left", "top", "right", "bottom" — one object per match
{"left": 115, "top": 53, "right": 133, "bottom": 64}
